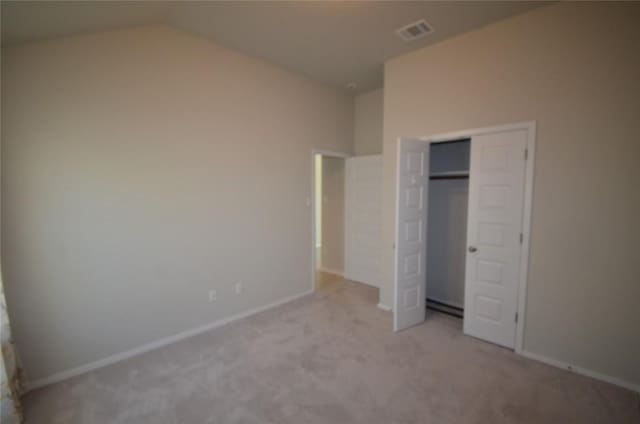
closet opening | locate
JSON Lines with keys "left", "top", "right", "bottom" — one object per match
{"left": 426, "top": 138, "right": 470, "bottom": 319}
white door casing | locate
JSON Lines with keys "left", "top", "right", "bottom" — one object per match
{"left": 394, "top": 138, "right": 430, "bottom": 332}
{"left": 463, "top": 129, "right": 527, "bottom": 348}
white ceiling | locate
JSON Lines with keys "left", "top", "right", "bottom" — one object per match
{"left": 1, "top": 1, "right": 546, "bottom": 93}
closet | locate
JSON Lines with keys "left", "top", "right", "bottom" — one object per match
{"left": 395, "top": 125, "right": 531, "bottom": 347}
{"left": 426, "top": 139, "right": 470, "bottom": 318}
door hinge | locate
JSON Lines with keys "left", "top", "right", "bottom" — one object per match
{"left": 520, "top": 233, "right": 524, "bottom": 244}
{"left": 515, "top": 312, "right": 519, "bottom": 323}
{"left": 524, "top": 148, "right": 528, "bottom": 160}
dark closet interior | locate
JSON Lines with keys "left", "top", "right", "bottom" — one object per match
{"left": 426, "top": 139, "right": 471, "bottom": 318}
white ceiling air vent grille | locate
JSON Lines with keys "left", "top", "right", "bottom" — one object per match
{"left": 396, "top": 19, "right": 433, "bottom": 42}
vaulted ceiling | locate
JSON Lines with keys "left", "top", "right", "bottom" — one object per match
{"left": 1, "top": 1, "right": 546, "bottom": 93}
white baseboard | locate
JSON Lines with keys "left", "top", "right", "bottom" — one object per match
{"left": 27, "top": 290, "right": 637, "bottom": 397}
{"left": 318, "top": 267, "right": 343, "bottom": 277}
{"left": 24, "top": 289, "right": 314, "bottom": 393}
{"left": 520, "top": 349, "right": 639, "bottom": 393}
{"left": 377, "top": 303, "right": 392, "bottom": 312}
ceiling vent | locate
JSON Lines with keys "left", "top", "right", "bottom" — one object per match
{"left": 396, "top": 19, "right": 433, "bottom": 42}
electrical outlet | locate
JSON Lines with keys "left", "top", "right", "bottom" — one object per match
{"left": 235, "top": 282, "right": 242, "bottom": 295}
{"left": 208, "top": 289, "right": 217, "bottom": 302}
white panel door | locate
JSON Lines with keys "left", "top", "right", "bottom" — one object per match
{"left": 394, "top": 138, "right": 430, "bottom": 332}
{"left": 345, "top": 155, "right": 383, "bottom": 287}
{"left": 463, "top": 129, "right": 527, "bottom": 348}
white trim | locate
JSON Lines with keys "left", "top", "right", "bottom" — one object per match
{"left": 392, "top": 137, "right": 402, "bottom": 331}
{"left": 516, "top": 122, "right": 536, "bottom": 354}
{"left": 395, "top": 121, "right": 536, "bottom": 351}
{"left": 311, "top": 149, "right": 351, "bottom": 159}
{"left": 318, "top": 267, "right": 344, "bottom": 277}
{"left": 310, "top": 149, "right": 350, "bottom": 294}
{"left": 418, "top": 121, "right": 535, "bottom": 144}
{"left": 24, "top": 289, "right": 313, "bottom": 393}
{"left": 377, "top": 303, "right": 392, "bottom": 312}
{"left": 521, "top": 349, "right": 640, "bottom": 393}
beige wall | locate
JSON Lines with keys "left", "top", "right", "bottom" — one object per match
{"left": 354, "top": 88, "right": 383, "bottom": 156}
{"left": 321, "top": 157, "right": 345, "bottom": 274}
{"left": 382, "top": 3, "right": 640, "bottom": 387}
{"left": 1, "top": 25, "right": 354, "bottom": 382}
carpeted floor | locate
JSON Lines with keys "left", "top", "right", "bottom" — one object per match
{"left": 23, "top": 273, "right": 639, "bottom": 423}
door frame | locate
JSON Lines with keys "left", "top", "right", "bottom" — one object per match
{"left": 310, "top": 149, "right": 350, "bottom": 293}
{"left": 394, "top": 121, "right": 535, "bottom": 353}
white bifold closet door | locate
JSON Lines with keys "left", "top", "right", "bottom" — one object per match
{"left": 394, "top": 138, "right": 430, "bottom": 331}
{"left": 345, "top": 155, "right": 383, "bottom": 288}
{"left": 463, "top": 129, "right": 527, "bottom": 348}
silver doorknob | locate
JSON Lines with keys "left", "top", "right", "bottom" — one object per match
{"left": 468, "top": 246, "right": 477, "bottom": 253}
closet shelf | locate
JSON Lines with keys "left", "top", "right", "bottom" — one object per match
{"left": 429, "top": 170, "right": 469, "bottom": 180}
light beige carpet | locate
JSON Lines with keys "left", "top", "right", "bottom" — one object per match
{"left": 23, "top": 273, "right": 639, "bottom": 423}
